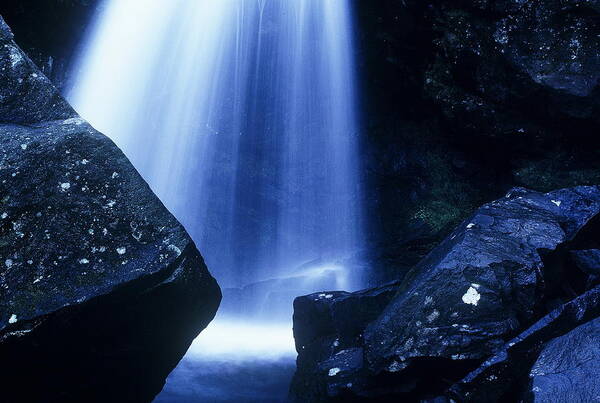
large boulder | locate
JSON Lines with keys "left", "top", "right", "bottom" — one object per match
{"left": 291, "top": 186, "right": 600, "bottom": 401}
{"left": 364, "top": 186, "right": 600, "bottom": 374}
{"left": 0, "top": 16, "right": 221, "bottom": 403}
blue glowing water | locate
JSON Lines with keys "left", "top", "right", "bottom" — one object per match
{"left": 68, "top": 1, "right": 362, "bottom": 399}
{"left": 69, "top": 0, "right": 362, "bottom": 291}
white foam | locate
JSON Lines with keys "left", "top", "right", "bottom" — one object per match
{"left": 186, "top": 319, "right": 296, "bottom": 361}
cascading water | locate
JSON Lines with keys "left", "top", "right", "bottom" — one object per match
{"left": 68, "top": 0, "right": 363, "bottom": 400}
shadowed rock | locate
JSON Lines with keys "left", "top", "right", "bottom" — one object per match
{"left": 571, "top": 249, "right": 600, "bottom": 276}
{"left": 290, "top": 283, "right": 398, "bottom": 402}
{"left": 292, "top": 186, "right": 600, "bottom": 401}
{"left": 0, "top": 15, "right": 221, "bottom": 403}
{"left": 449, "top": 285, "right": 600, "bottom": 402}
{"left": 364, "top": 187, "right": 600, "bottom": 377}
{"left": 528, "top": 316, "right": 600, "bottom": 402}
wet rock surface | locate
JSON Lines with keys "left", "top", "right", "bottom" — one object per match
{"left": 527, "top": 316, "right": 600, "bottom": 402}
{"left": 450, "top": 285, "right": 600, "bottom": 402}
{"left": 365, "top": 187, "right": 600, "bottom": 373}
{"left": 292, "top": 186, "right": 600, "bottom": 402}
{"left": 0, "top": 16, "right": 221, "bottom": 403}
{"left": 290, "top": 283, "right": 398, "bottom": 402}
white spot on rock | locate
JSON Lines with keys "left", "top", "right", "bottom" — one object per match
{"left": 8, "top": 314, "right": 17, "bottom": 324}
{"left": 5, "top": 259, "right": 13, "bottom": 268}
{"left": 551, "top": 200, "right": 562, "bottom": 207}
{"left": 116, "top": 247, "right": 127, "bottom": 255}
{"left": 20, "top": 144, "right": 27, "bottom": 150}
{"left": 388, "top": 360, "right": 404, "bottom": 372}
{"left": 328, "top": 368, "right": 341, "bottom": 377}
{"left": 62, "top": 117, "right": 85, "bottom": 126}
{"left": 167, "top": 244, "right": 182, "bottom": 256}
{"left": 9, "top": 48, "right": 23, "bottom": 67}
{"left": 462, "top": 286, "right": 481, "bottom": 306}
{"left": 427, "top": 310, "right": 440, "bottom": 322}
{"left": 60, "top": 182, "right": 71, "bottom": 191}
{"left": 466, "top": 223, "right": 475, "bottom": 229}
{"left": 79, "top": 258, "right": 90, "bottom": 264}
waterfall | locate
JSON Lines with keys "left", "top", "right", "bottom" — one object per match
{"left": 69, "top": 0, "right": 363, "bottom": 399}
{"left": 69, "top": 0, "right": 362, "bottom": 313}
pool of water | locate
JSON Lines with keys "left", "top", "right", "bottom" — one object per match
{"left": 154, "top": 320, "right": 297, "bottom": 403}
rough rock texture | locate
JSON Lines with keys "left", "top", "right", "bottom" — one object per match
{"left": 290, "top": 283, "right": 399, "bottom": 402}
{"left": 0, "top": 0, "right": 98, "bottom": 90}
{"left": 424, "top": 0, "right": 600, "bottom": 132}
{"left": 292, "top": 186, "right": 600, "bottom": 401}
{"left": 356, "top": 0, "right": 600, "bottom": 284}
{"left": 0, "top": 16, "right": 221, "bottom": 403}
{"left": 364, "top": 187, "right": 600, "bottom": 374}
{"left": 449, "top": 285, "right": 600, "bottom": 402}
{"left": 528, "top": 317, "right": 600, "bottom": 402}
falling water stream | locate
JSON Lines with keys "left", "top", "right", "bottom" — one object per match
{"left": 68, "top": 0, "right": 362, "bottom": 401}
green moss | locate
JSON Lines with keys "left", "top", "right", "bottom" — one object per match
{"left": 413, "top": 150, "right": 479, "bottom": 234}
{"left": 514, "top": 156, "right": 600, "bottom": 192}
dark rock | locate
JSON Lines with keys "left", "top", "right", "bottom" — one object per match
{"left": 0, "top": 15, "right": 221, "bottom": 403}
{"left": 0, "top": 16, "right": 73, "bottom": 124}
{"left": 0, "top": 12, "right": 11, "bottom": 40}
{"left": 292, "top": 186, "right": 600, "bottom": 401}
{"left": 355, "top": 0, "right": 600, "bottom": 284}
{"left": 449, "top": 285, "right": 600, "bottom": 402}
{"left": 571, "top": 249, "right": 600, "bottom": 276}
{"left": 364, "top": 187, "right": 600, "bottom": 379}
{"left": 527, "top": 316, "right": 600, "bottom": 402}
{"left": 290, "top": 283, "right": 398, "bottom": 402}
{"left": 0, "top": 1, "right": 99, "bottom": 90}
{"left": 424, "top": 0, "right": 600, "bottom": 130}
